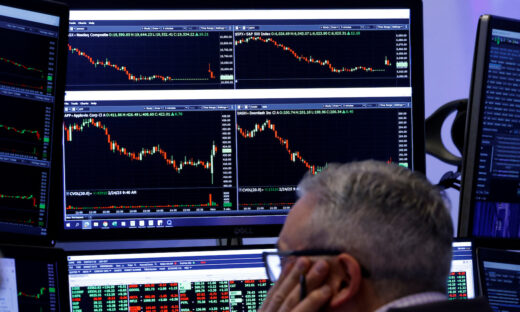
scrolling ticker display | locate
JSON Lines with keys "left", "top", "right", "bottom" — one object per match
{"left": 63, "top": 10, "right": 415, "bottom": 233}
{"left": 0, "top": 4, "right": 61, "bottom": 237}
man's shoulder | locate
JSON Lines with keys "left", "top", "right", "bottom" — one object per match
{"left": 388, "top": 297, "right": 493, "bottom": 312}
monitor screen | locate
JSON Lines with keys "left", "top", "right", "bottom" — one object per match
{"left": 448, "top": 240, "right": 477, "bottom": 300}
{"left": 459, "top": 15, "right": 520, "bottom": 239}
{"left": 0, "top": 0, "right": 66, "bottom": 240}
{"left": 478, "top": 248, "right": 520, "bottom": 311}
{"left": 0, "top": 245, "right": 68, "bottom": 312}
{"left": 67, "top": 248, "right": 275, "bottom": 311}
{"left": 61, "top": 6, "right": 424, "bottom": 239}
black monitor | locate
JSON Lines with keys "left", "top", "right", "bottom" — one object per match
{"left": 448, "top": 240, "right": 478, "bottom": 300}
{"left": 0, "top": 0, "right": 68, "bottom": 243}
{"left": 60, "top": 0, "right": 425, "bottom": 240}
{"left": 477, "top": 247, "right": 520, "bottom": 311}
{"left": 0, "top": 244, "right": 69, "bottom": 311}
{"left": 459, "top": 15, "right": 520, "bottom": 242}
{"left": 66, "top": 247, "right": 275, "bottom": 311}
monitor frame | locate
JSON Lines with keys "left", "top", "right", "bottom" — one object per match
{"left": 458, "top": 15, "right": 520, "bottom": 244}
{"left": 0, "top": 244, "right": 70, "bottom": 312}
{"left": 58, "top": 0, "right": 425, "bottom": 242}
{"left": 0, "top": 0, "right": 68, "bottom": 245}
{"left": 65, "top": 243, "right": 276, "bottom": 258}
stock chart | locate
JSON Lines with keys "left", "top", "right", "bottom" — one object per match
{"left": 64, "top": 111, "right": 236, "bottom": 216}
{"left": 237, "top": 109, "right": 400, "bottom": 186}
{"left": 0, "top": 27, "right": 56, "bottom": 95}
{"left": 0, "top": 162, "right": 47, "bottom": 228}
{"left": 64, "top": 113, "right": 222, "bottom": 189}
{"left": 15, "top": 260, "right": 58, "bottom": 312}
{"left": 236, "top": 108, "right": 405, "bottom": 210}
{"left": 66, "top": 32, "right": 228, "bottom": 90}
{"left": 234, "top": 30, "right": 409, "bottom": 89}
{"left": 0, "top": 96, "right": 51, "bottom": 160}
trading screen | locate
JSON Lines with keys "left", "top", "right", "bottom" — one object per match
{"left": 67, "top": 249, "right": 274, "bottom": 312}
{"left": 63, "top": 9, "right": 414, "bottom": 231}
{"left": 482, "top": 257, "right": 520, "bottom": 311}
{"left": 0, "top": 257, "right": 60, "bottom": 312}
{"left": 471, "top": 28, "right": 520, "bottom": 239}
{"left": 447, "top": 241, "right": 476, "bottom": 300}
{"left": 0, "top": 4, "right": 61, "bottom": 236}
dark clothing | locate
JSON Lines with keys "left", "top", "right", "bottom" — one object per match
{"left": 388, "top": 297, "right": 493, "bottom": 312}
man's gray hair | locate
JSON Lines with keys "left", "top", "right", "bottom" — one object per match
{"left": 297, "top": 160, "right": 453, "bottom": 300}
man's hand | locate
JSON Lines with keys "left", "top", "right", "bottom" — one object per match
{"left": 259, "top": 257, "right": 332, "bottom": 312}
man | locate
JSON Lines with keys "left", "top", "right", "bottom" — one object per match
{"left": 260, "top": 160, "right": 492, "bottom": 312}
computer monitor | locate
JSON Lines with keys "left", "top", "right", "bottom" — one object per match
{"left": 448, "top": 240, "right": 477, "bottom": 300}
{"left": 0, "top": 0, "right": 68, "bottom": 243}
{"left": 60, "top": 0, "right": 425, "bottom": 240}
{"left": 66, "top": 247, "right": 275, "bottom": 311}
{"left": 477, "top": 247, "right": 520, "bottom": 311}
{"left": 459, "top": 15, "right": 520, "bottom": 241}
{"left": 0, "top": 244, "right": 69, "bottom": 311}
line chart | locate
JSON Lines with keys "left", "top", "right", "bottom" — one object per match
{"left": 15, "top": 260, "right": 56, "bottom": 312}
{"left": 0, "top": 80, "right": 44, "bottom": 91}
{"left": 0, "top": 27, "right": 54, "bottom": 94}
{"left": 68, "top": 44, "right": 217, "bottom": 83}
{"left": 19, "top": 287, "right": 51, "bottom": 299}
{"left": 0, "top": 97, "right": 50, "bottom": 159}
{"left": 237, "top": 119, "right": 326, "bottom": 176}
{"left": 0, "top": 57, "right": 44, "bottom": 76}
{"left": 0, "top": 193, "right": 38, "bottom": 208}
{"left": 0, "top": 162, "right": 46, "bottom": 228}
{"left": 0, "top": 123, "right": 42, "bottom": 141}
{"left": 65, "top": 118, "right": 218, "bottom": 184}
{"left": 235, "top": 36, "right": 391, "bottom": 75}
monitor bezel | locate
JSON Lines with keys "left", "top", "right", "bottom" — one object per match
{"left": 0, "top": 244, "right": 70, "bottom": 312}
{"left": 57, "top": 0, "right": 425, "bottom": 241}
{"left": 0, "top": 0, "right": 68, "bottom": 245}
{"left": 65, "top": 243, "right": 277, "bottom": 257}
{"left": 458, "top": 15, "right": 520, "bottom": 242}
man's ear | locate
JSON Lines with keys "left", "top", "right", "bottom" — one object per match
{"left": 329, "top": 253, "right": 363, "bottom": 308}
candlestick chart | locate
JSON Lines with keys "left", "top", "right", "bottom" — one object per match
{"left": 234, "top": 30, "right": 406, "bottom": 89}
{"left": 64, "top": 111, "right": 233, "bottom": 217}
{"left": 64, "top": 113, "right": 223, "bottom": 189}
{"left": 0, "top": 27, "right": 55, "bottom": 95}
{"left": 236, "top": 109, "right": 401, "bottom": 191}
{"left": 0, "top": 162, "right": 47, "bottom": 227}
{"left": 66, "top": 32, "right": 225, "bottom": 91}
{"left": 0, "top": 96, "right": 50, "bottom": 159}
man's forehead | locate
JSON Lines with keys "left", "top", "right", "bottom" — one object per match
{"left": 278, "top": 193, "right": 317, "bottom": 251}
